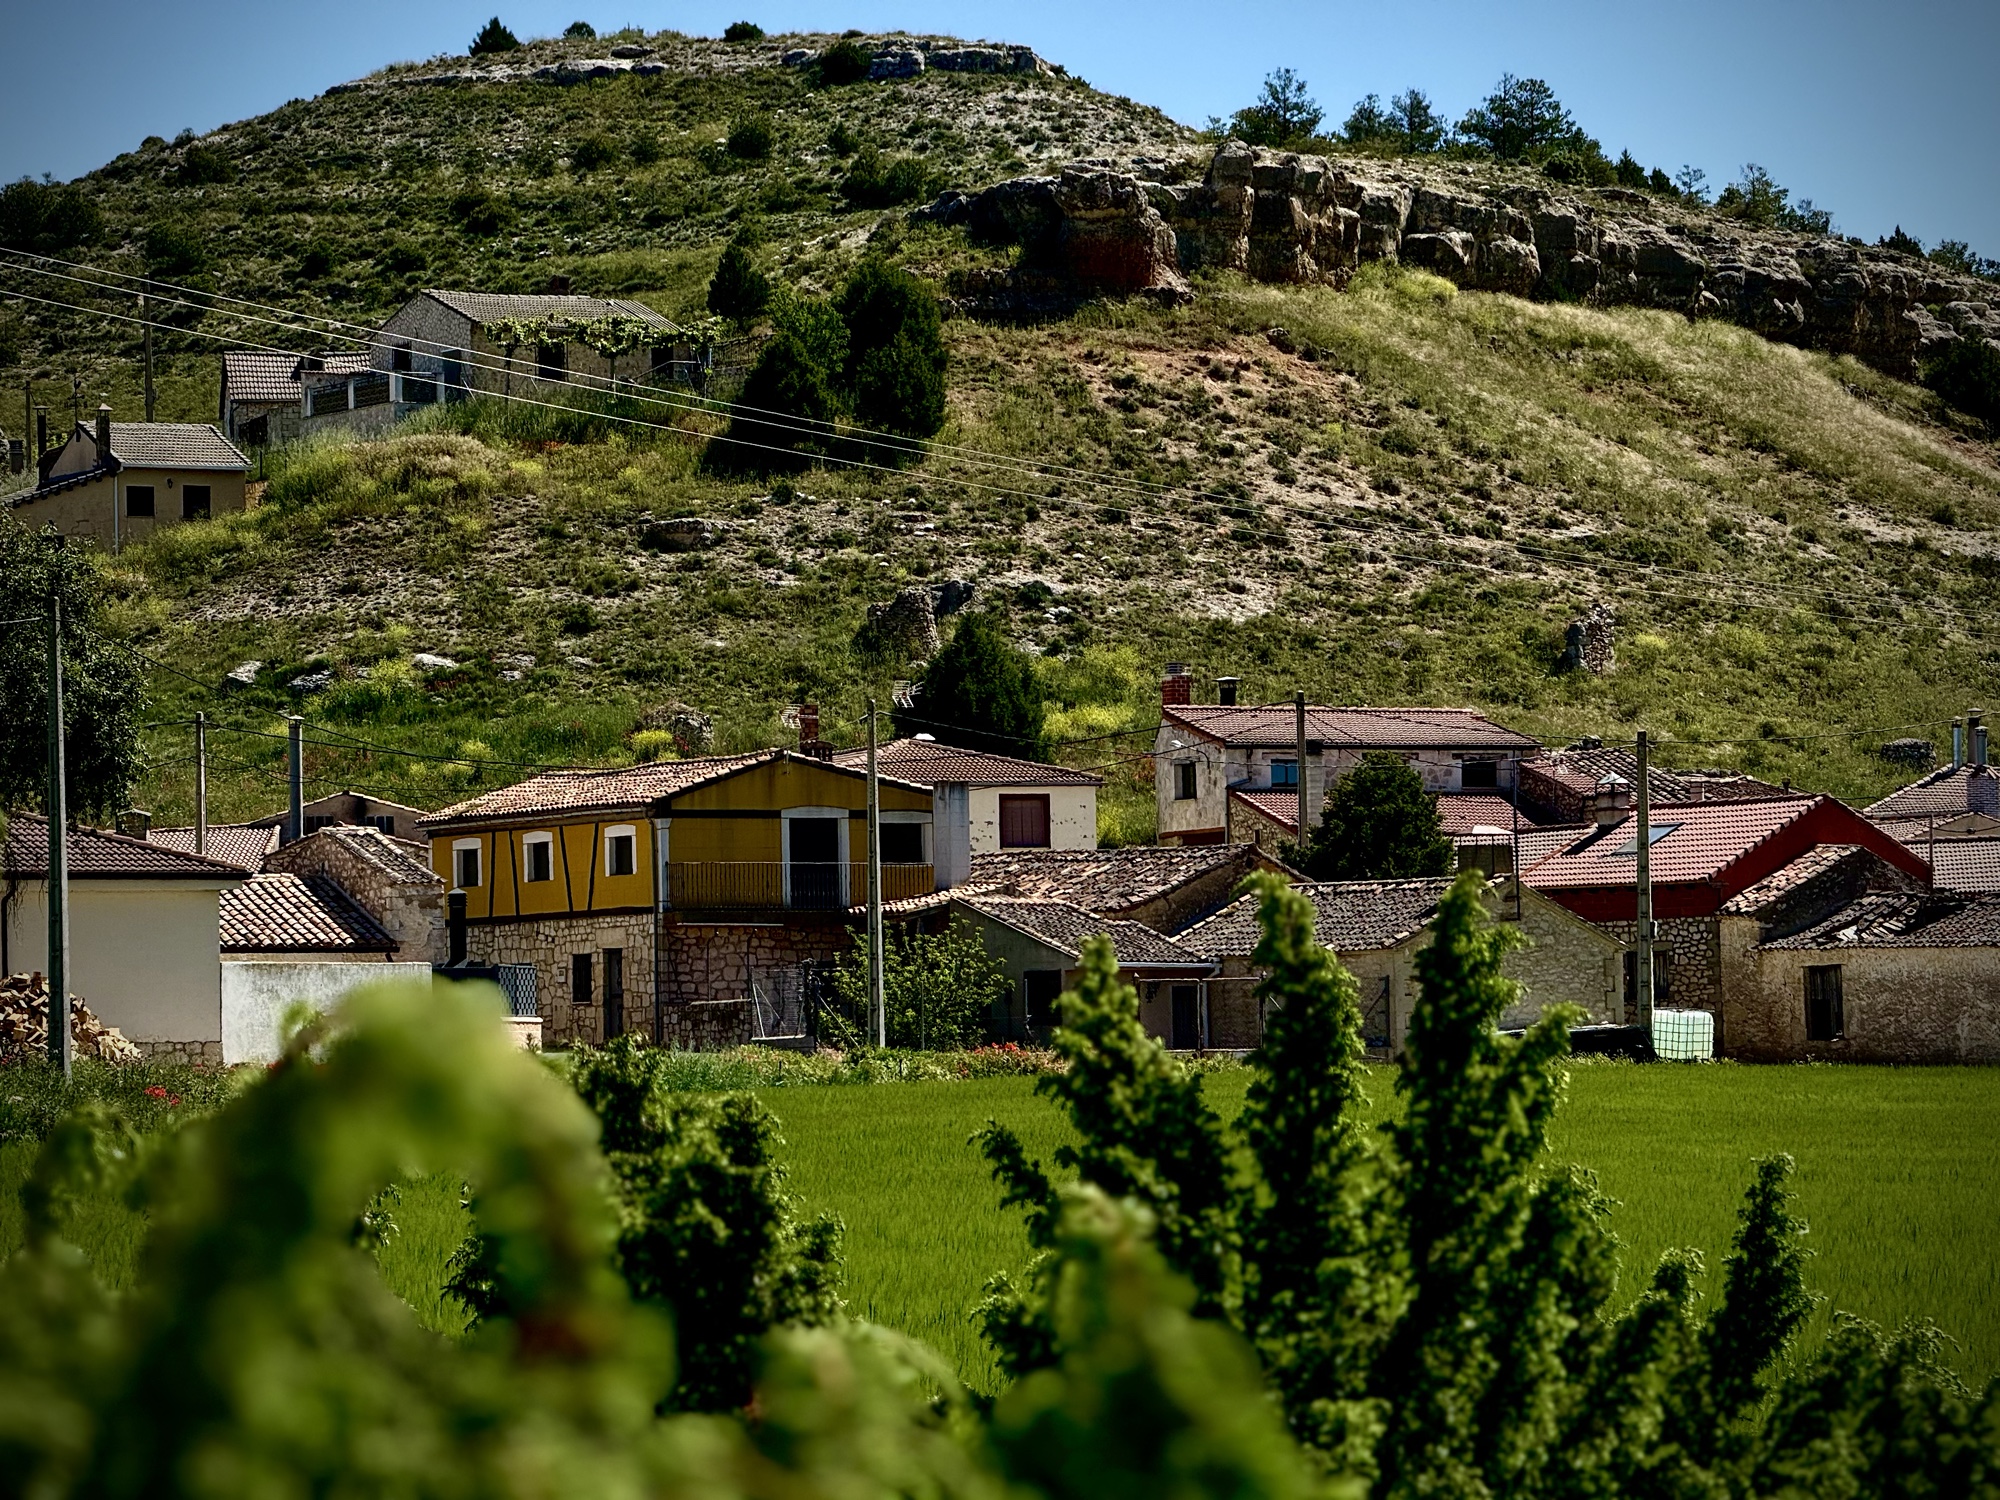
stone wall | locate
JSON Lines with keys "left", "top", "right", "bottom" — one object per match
{"left": 1496, "top": 888, "right": 1623, "bottom": 1029}
{"left": 1591, "top": 914, "right": 1721, "bottom": 1026}
{"left": 132, "top": 1037, "right": 224, "bottom": 1066}
{"left": 265, "top": 826, "right": 445, "bottom": 964}
{"left": 1738, "top": 945, "right": 2000, "bottom": 1063}
{"left": 465, "top": 910, "right": 659, "bottom": 1047}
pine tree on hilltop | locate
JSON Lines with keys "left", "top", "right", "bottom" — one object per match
{"left": 469, "top": 17, "right": 520, "bottom": 54}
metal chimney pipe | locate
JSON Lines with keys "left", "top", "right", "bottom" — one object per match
{"left": 447, "top": 889, "right": 468, "bottom": 967}
{"left": 1953, "top": 717, "right": 1965, "bottom": 770}
{"left": 1973, "top": 712, "right": 1987, "bottom": 770}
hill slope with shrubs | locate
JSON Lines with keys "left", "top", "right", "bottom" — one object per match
{"left": 2, "top": 27, "right": 1998, "bottom": 834}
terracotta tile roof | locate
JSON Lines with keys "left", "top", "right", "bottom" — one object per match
{"left": 968, "top": 844, "right": 1281, "bottom": 916}
{"left": 222, "top": 350, "right": 372, "bottom": 404}
{"left": 107, "top": 422, "right": 248, "bottom": 470}
{"left": 1515, "top": 825, "right": 1591, "bottom": 867}
{"left": 149, "top": 823, "right": 281, "bottom": 872}
{"left": 1165, "top": 704, "right": 1539, "bottom": 751}
{"left": 1930, "top": 840, "right": 2000, "bottom": 893}
{"left": 830, "top": 737, "right": 1102, "bottom": 787}
{"left": 955, "top": 895, "right": 1210, "bottom": 967}
{"left": 1523, "top": 746, "right": 1684, "bottom": 802}
{"left": 1719, "top": 845, "right": 1866, "bottom": 916}
{"left": 310, "top": 825, "right": 441, "bottom": 885}
{"left": 420, "top": 749, "right": 931, "bottom": 829}
{"left": 1761, "top": 891, "right": 2000, "bottom": 950}
{"left": 1866, "top": 765, "right": 2000, "bottom": 822}
{"left": 1522, "top": 797, "right": 1826, "bottom": 889}
{"left": 1437, "top": 793, "right": 1546, "bottom": 837}
{"left": 1230, "top": 787, "right": 1302, "bottom": 834}
{"left": 1179, "top": 878, "right": 1456, "bottom": 959}
{"left": 421, "top": 290, "right": 680, "bottom": 329}
{"left": 220, "top": 873, "right": 394, "bottom": 953}
{"left": 3, "top": 814, "right": 251, "bottom": 881}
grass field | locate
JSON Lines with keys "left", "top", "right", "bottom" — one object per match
{"left": 4, "top": 1062, "right": 1994, "bottom": 1397}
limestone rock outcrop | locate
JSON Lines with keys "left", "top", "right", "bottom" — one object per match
{"left": 927, "top": 139, "right": 2000, "bottom": 380}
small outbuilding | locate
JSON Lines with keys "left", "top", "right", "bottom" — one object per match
{"left": 14, "top": 408, "right": 248, "bottom": 551}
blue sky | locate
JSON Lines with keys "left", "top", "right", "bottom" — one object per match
{"left": 6, "top": 0, "right": 1997, "bottom": 254}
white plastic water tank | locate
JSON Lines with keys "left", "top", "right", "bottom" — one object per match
{"left": 1652, "top": 1008, "right": 1715, "bottom": 1062}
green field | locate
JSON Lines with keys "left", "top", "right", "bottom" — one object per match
{"left": 4, "top": 1061, "right": 1995, "bottom": 1396}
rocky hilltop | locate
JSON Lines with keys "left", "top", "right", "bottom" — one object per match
{"left": 926, "top": 141, "right": 2000, "bottom": 380}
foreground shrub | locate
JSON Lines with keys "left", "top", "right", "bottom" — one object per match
{"left": 829, "top": 919, "right": 1012, "bottom": 1049}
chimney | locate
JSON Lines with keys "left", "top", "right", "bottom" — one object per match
{"left": 1302, "top": 739, "right": 1325, "bottom": 833}
{"left": 6, "top": 437, "right": 21, "bottom": 477}
{"left": 798, "top": 702, "right": 820, "bottom": 746}
{"left": 447, "top": 889, "right": 468, "bottom": 967}
{"left": 95, "top": 403, "right": 112, "bottom": 457}
{"left": 300, "top": 354, "right": 324, "bottom": 374}
{"left": 1953, "top": 717, "right": 1965, "bottom": 770}
{"left": 546, "top": 274, "right": 573, "bottom": 295}
{"left": 1216, "top": 676, "right": 1239, "bottom": 707}
{"left": 1161, "top": 663, "right": 1192, "bottom": 707}
{"left": 35, "top": 405, "right": 47, "bottom": 459}
{"left": 117, "top": 808, "right": 152, "bottom": 840}
{"left": 1977, "top": 718, "right": 1989, "bottom": 771}
{"left": 1591, "top": 776, "right": 1632, "bottom": 827}
{"left": 932, "top": 782, "right": 971, "bottom": 889}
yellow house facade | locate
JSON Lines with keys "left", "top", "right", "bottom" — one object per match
{"left": 419, "top": 750, "right": 939, "bottom": 1047}
{"left": 17, "top": 409, "right": 249, "bottom": 551}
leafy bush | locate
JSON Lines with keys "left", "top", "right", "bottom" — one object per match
{"left": 896, "top": 611, "right": 1046, "bottom": 757}
{"left": 1715, "top": 163, "right": 1833, "bottom": 234}
{"left": 569, "top": 132, "right": 619, "bottom": 173}
{"left": 829, "top": 919, "right": 1012, "bottom": 1049}
{"left": 826, "top": 120, "right": 860, "bottom": 156}
{"left": 713, "top": 332, "right": 838, "bottom": 471}
{"left": 816, "top": 37, "right": 874, "bottom": 86}
{"left": 564, "top": 19, "right": 595, "bottom": 38}
{"left": 0, "top": 177, "right": 101, "bottom": 252}
{"left": 1227, "top": 68, "right": 1323, "bottom": 149}
{"left": 725, "top": 116, "right": 774, "bottom": 161}
{"left": 853, "top": 328, "right": 946, "bottom": 440}
{"left": 1880, "top": 224, "right": 1926, "bottom": 258}
{"left": 176, "top": 141, "right": 232, "bottom": 184}
{"left": 1931, "top": 239, "right": 2000, "bottom": 279}
{"left": 469, "top": 15, "right": 519, "bottom": 53}
{"left": 841, "top": 145, "right": 937, "bottom": 206}
{"left": 141, "top": 219, "right": 207, "bottom": 275}
{"left": 708, "top": 240, "right": 771, "bottom": 319}
{"left": 448, "top": 186, "right": 513, "bottom": 235}
{"left": 1926, "top": 337, "right": 2000, "bottom": 432}
{"left": 295, "top": 240, "right": 336, "bottom": 280}
{"left": 723, "top": 19, "right": 764, "bottom": 41}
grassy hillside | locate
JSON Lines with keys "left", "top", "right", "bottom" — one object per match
{"left": 5, "top": 28, "right": 1998, "bottom": 833}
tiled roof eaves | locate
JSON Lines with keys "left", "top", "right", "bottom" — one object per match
{"left": 3, "top": 814, "right": 256, "bottom": 879}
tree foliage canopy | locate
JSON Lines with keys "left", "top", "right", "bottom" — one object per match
{"left": 0, "top": 178, "right": 101, "bottom": 254}
{"left": 469, "top": 16, "right": 519, "bottom": 53}
{"left": 1228, "top": 68, "right": 1324, "bottom": 149}
{"left": 831, "top": 919, "right": 1012, "bottom": 1049}
{"left": 1285, "top": 750, "right": 1454, "bottom": 880}
{"left": 1455, "top": 74, "right": 1580, "bottom": 160}
{"left": 896, "top": 611, "right": 1047, "bottom": 758}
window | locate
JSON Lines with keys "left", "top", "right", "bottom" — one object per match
{"left": 880, "top": 822, "right": 925, "bottom": 863}
{"left": 1805, "top": 965, "right": 1844, "bottom": 1041}
{"left": 1622, "top": 948, "right": 1673, "bottom": 1012}
{"left": 452, "top": 839, "right": 482, "bottom": 889}
{"left": 1606, "top": 823, "right": 1681, "bottom": 857}
{"left": 365, "top": 815, "right": 396, "bottom": 834}
{"left": 1024, "top": 970, "right": 1063, "bottom": 1033}
{"left": 571, "top": 952, "right": 594, "bottom": 1007}
{"left": 1461, "top": 759, "right": 1499, "bottom": 789}
{"left": 1269, "top": 759, "right": 1298, "bottom": 788}
{"left": 604, "top": 825, "right": 637, "bottom": 877}
{"left": 524, "top": 833, "right": 554, "bottom": 883}
{"left": 125, "top": 485, "right": 154, "bottom": 517}
{"left": 304, "top": 815, "right": 336, "bottom": 835}
{"left": 999, "top": 794, "right": 1052, "bottom": 849}
{"left": 390, "top": 345, "right": 412, "bottom": 373}
{"left": 603, "top": 948, "right": 625, "bottom": 1038}
{"left": 536, "top": 344, "right": 567, "bottom": 380}
{"left": 1174, "top": 761, "right": 1198, "bottom": 801}
{"left": 182, "top": 484, "right": 211, "bottom": 520}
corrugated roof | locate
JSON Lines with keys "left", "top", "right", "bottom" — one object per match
{"left": 107, "top": 423, "right": 248, "bottom": 470}
{"left": 220, "top": 873, "right": 395, "bottom": 953}
{"left": 421, "top": 290, "right": 680, "bottom": 329}
{"left": 1179, "top": 878, "right": 1456, "bottom": 959}
{"left": 968, "top": 844, "right": 1280, "bottom": 916}
{"left": 1761, "top": 891, "right": 2000, "bottom": 950}
{"left": 1522, "top": 797, "right": 1823, "bottom": 889}
{"left": 149, "top": 823, "right": 280, "bottom": 872}
{"left": 3, "top": 814, "right": 251, "bottom": 881}
{"left": 830, "top": 737, "right": 1102, "bottom": 787}
{"left": 1165, "top": 704, "right": 1539, "bottom": 751}
{"left": 1866, "top": 765, "right": 2000, "bottom": 821}
{"left": 955, "top": 895, "right": 1209, "bottom": 967}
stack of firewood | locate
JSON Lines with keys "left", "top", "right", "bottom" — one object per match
{"left": 0, "top": 972, "right": 143, "bottom": 1063}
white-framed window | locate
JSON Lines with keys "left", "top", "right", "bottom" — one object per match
{"left": 452, "top": 837, "right": 483, "bottom": 889}
{"left": 1174, "top": 761, "right": 1198, "bottom": 800}
{"left": 604, "top": 824, "right": 638, "bottom": 878}
{"left": 523, "top": 832, "right": 554, "bottom": 883}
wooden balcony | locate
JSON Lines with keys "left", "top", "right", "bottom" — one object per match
{"left": 663, "top": 861, "right": 933, "bottom": 912}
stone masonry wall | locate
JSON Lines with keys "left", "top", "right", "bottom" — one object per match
{"left": 1496, "top": 893, "right": 1622, "bottom": 1029}
{"left": 466, "top": 911, "right": 658, "bottom": 1048}
{"left": 132, "top": 1037, "right": 224, "bottom": 1066}
{"left": 265, "top": 828, "right": 445, "bottom": 964}
{"left": 1592, "top": 914, "right": 1722, "bottom": 1029}
{"left": 657, "top": 919, "right": 859, "bottom": 1048}
{"left": 1742, "top": 945, "right": 2000, "bottom": 1063}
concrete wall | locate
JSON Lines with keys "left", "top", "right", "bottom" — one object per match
{"left": 1737, "top": 944, "right": 2000, "bottom": 1063}
{"left": 15, "top": 464, "right": 247, "bottom": 550}
{"left": 5, "top": 878, "right": 233, "bottom": 1051}
{"left": 967, "top": 785, "right": 1097, "bottom": 852}
{"left": 220, "top": 960, "right": 435, "bottom": 1065}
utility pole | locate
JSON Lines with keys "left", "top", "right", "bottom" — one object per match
{"left": 866, "top": 697, "right": 885, "bottom": 1048}
{"left": 141, "top": 291, "right": 155, "bottom": 423}
{"left": 286, "top": 716, "right": 304, "bottom": 844}
{"left": 46, "top": 594, "right": 72, "bottom": 1076}
{"left": 1635, "top": 729, "right": 1656, "bottom": 1033}
{"left": 194, "top": 711, "right": 208, "bottom": 855}
{"left": 1294, "top": 689, "right": 1309, "bottom": 850}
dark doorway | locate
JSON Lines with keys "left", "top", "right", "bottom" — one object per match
{"left": 571, "top": 952, "right": 593, "bottom": 1012}
{"left": 789, "top": 817, "right": 843, "bottom": 909}
{"left": 1024, "top": 969, "right": 1063, "bottom": 1035}
{"left": 603, "top": 947, "right": 625, "bottom": 1039}
{"left": 1170, "top": 984, "right": 1200, "bottom": 1049}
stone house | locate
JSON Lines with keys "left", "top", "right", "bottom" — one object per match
{"left": 1517, "top": 741, "right": 1789, "bottom": 825}
{"left": 1735, "top": 891, "right": 2000, "bottom": 1063}
{"left": 1523, "top": 796, "right": 1930, "bottom": 1049}
{"left": 2, "top": 813, "right": 247, "bottom": 1063}
{"left": 967, "top": 842, "right": 1295, "bottom": 936}
{"left": 1152, "top": 669, "right": 1540, "bottom": 846}
{"left": 831, "top": 737, "right": 1101, "bottom": 856}
{"left": 946, "top": 894, "right": 1216, "bottom": 1046}
{"left": 219, "top": 349, "right": 373, "bottom": 447}
{"left": 13, "top": 408, "right": 248, "bottom": 551}
{"left": 1178, "top": 876, "right": 1622, "bottom": 1051}
{"left": 261, "top": 823, "right": 446, "bottom": 963}
{"left": 418, "top": 750, "right": 952, "bottom": 1048}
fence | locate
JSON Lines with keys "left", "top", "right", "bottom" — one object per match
{"left": 663, "top": 861, "right": 933, "bottom": 911}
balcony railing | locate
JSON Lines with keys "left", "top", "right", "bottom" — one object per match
{"left": 664, "top": 861, "right": 934, "bottom": 911}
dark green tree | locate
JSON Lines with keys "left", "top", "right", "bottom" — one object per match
{"left": 1615, "top": 149, "right": 1648, "bottom": 188}
{"left": 723, "top": 19, "right": 764, "bottom": 41}
{"left": 1341, "top": 94, "right": 1395, "bottom": 145}
{"left": 1285, "top": 750, "right": 1453, "bottom": 880}
{"left": 830, "top": 918, "right": 1010, "bottom": 1048}
{"left": 563, "top": 20, "right": 595, "bottom": 38}
{"left": 1926, "top": 337, "right": 2000, "bottom": 432}
{"left": 1389, "top": 89, "right": 1446, "bottom": 153}
{"left": 896, "top": 611, "right": 1045, "bottom": 757}
{"left": 1880, "top": 225, "right": 1926, "bottom": 257}
{"left": 837, "top": 258, "right": 947, "bottom": 439}
{"left": 1931, "top": 239, "right": 2000, "bottom": 279}
{"left": 469, "top": 16, "right": 519, "bottom": 53}
{"left": 0, "top": 519, "right": 145, "bottom": 819}
{"left": 816, "top": 38, "right": 873, "bottom": 85}
{"left": 712, "top": 332, "right": 837, "bottom": 471}
{"left": 1229, "top": 68, "right": 1324, "bottom": 148}
{"left": 1455, "top": 74, "right": 1579, "bottom": 160}
{"left": 725, "top": 116, "right": 774, "bottom": 160}
{"left": 0, "top": 178, "right": 100, "bottom": 253}
{"left": 706, "top": 239, "right": 771, "bottom": 321}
